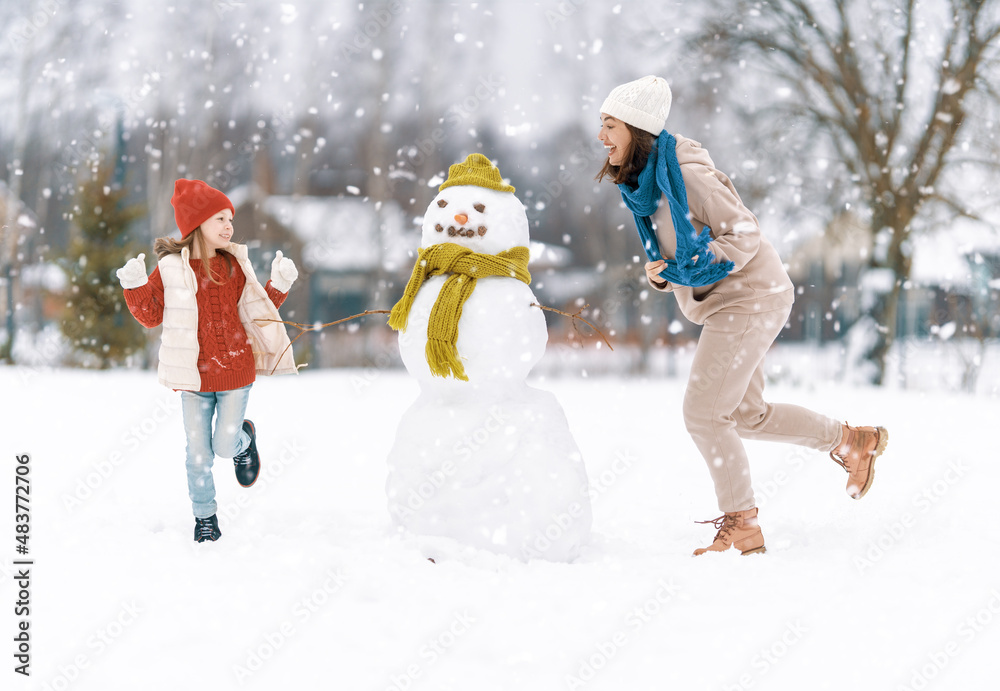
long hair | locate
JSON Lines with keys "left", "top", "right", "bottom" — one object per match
{"left": 595, "top": 123, "right": 656, "bottom": 187}
{"left": 153, "top": 228, "right": 232, "bottom": 285}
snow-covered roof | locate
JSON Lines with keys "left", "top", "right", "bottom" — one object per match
{"left": 227, "top": 178, "right": 575, "bottom": 277}
{"left": 528, "top": 241, "right": 572, "bottom": 268}
{"left": 20, "top": 262, "right": 67, "bottom": 291}
{"left": 782, "top": 212, "right": 1000, "bottom": 289}
{"left": 260, "top": 194, "right": 414, "bottom": 273}
{"left": 0, "top": 181, "right": 40, "bottom": 232}
{"left": 532, "top": 267, "right": 603, "bottom": 302}
{"left": 910, "top": 220, "right": 1000, "bottom": 289}
{"left": 226, "top": 183, "right": 261, "bottom": 211}
{"left": 251, "top": 186, "right": 572, "bottom": 273}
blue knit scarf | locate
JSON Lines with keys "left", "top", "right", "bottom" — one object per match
{"left": 618, "top": 131, "right": 734, "bottom": 288}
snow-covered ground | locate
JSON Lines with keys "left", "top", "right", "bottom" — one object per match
{"left": 2, "top": 365, "right": 999, "bottom": 690}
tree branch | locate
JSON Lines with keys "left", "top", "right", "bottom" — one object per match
{"left": 886, "top": 0, "right": 917, "bottom": 154}
{"left": 925, "top": 193, "right": 984, "bottom": 221}
{"left": 255, "top": 310, "right": 391, "bottom": 374}
{"left": 531, "top": 303, "right": 614, "bottom": 351}
{"left": 255, "top": 301, "right": 616, "bottom": 376}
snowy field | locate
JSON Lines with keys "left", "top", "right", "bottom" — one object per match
{"left": 2, "top": 364, "right": 999, "bottom": 691}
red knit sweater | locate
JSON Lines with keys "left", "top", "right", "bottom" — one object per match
{"left": 124, "top": 252, "right": 287, "bottom": 392}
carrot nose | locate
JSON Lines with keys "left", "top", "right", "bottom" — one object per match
{"left": 454, "top": 213, "right": 468, "bottom": 225}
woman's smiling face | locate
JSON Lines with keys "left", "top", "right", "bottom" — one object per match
{"left": 598, "top": 114, "right": 632, "bottom": 167}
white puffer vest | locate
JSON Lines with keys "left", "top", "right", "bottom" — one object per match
{"left": 157, "top": 243, "right": 297, "bottom": 391}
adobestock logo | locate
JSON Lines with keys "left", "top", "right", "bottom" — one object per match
{"left": 217, "top": 438, "right": 307, "bottom": 529}
{"left": 39, "top": 601, "right": 142, "bottom": 691}
{"left": 7, "top": 0, "right": 69, "bottom": 51}
{"left": 340, "top": 0, "right": 405, "bottom": 61}
{"left": 854, "top": 458, "right": 969, "bottom": 574}
{"left": 897, "top": 588, "right": 1000, "bottom": 691}
{"left": 566, "top": 578, "right": 681, "bottom": 688}
{"left": 232, "top": 568, "right": 347, "bottom": 685}
{"left": 62, "top": 394, "right": 182, "bottom": 513}
{"left": 389, "top": 406, "right": 507, "bottom": 522}
{"left": 385, "top": 609, "right": 478, "bottom": 691}
{"left": 725, "top": 620, "right": 809, "bottom": 691}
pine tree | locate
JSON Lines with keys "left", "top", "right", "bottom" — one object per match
{"left": 61, "top": 168, "right": 146, "bottom": 368}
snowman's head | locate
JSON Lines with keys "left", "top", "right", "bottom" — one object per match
{"left": 420, "top": 153, "right": 528, "bottom": 255}
{"left": 421, "top": 186, "right": 528, "bottom": 255}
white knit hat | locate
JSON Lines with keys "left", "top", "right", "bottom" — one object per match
{"left": 600, "top": 75, "right": 672, "bottom": 135}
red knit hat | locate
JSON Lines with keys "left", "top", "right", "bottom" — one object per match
{"left": 170, "top": 179, "right": 235, "bottom": 238}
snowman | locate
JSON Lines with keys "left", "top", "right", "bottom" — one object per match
{"left": 386, "top": 153, "right": 592, "bottom": 562}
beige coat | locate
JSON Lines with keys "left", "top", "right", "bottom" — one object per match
{"left": 649, "top": 135, "right": 794, "bottom": 324}
{"left": 157, "top": 243, "right": 297, "bottom": 391}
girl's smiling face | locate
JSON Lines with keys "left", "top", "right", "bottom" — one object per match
{"left": 598, "top": 114, "right": 632, "bottom": 167}
{"left": 199, "top": 208, "right": 234, "bottom": 256}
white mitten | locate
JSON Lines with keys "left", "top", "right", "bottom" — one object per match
{"left": 270, "top": 250, "right": 298, "bottom": 293}
{"left": 116, "top": 253, "right": 148, "bottom": 289}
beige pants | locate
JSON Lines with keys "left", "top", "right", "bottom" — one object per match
{"left": 683, "top": 306, "right": 843, "bottom": 513}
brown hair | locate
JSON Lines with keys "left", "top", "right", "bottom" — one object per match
{"left": 153, "top": 227, "right": 232, "bottom": 285}
{"left": 595, "top": 123, "right": 656, "bottom": 187}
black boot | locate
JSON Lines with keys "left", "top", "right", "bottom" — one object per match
{"left": 194, "top": 514, "right": 221, "bottom": 542}
{"left": 233, "top": 419, "right": 260, "bottom": 487}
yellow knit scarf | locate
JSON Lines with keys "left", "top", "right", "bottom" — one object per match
{"left": 388, "top": 243, "right": 532, "bottom": 381}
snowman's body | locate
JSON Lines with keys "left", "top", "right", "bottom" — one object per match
{"left": 397, "top": 275, "right": 546, "bottom": 384}
{"left": 386, "top": 166, "right": 592, "bottom": 562}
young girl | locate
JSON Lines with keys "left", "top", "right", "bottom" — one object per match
{"left": 116, "top": 179, "right": 299, "bottom": 542}
{"left": 596, "top": 76, "right": 889, "bottom": 556}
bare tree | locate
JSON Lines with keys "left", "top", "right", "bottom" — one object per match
{"left": 697, "top": 0, "right": 1000, "bottom": 384}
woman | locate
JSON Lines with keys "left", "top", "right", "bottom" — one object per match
{"left": 596, "top": 75, "right": 888, "bottom": 556}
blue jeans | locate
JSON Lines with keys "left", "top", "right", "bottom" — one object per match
{"left": 180, "top": 385, "right": 252, "bottom": 518}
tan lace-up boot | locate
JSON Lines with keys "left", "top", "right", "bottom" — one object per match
{"left": 693, "top": 507, "right": 766, "bottom": 556}
{"left": 830, "top": 423, "right": 889, "bottom": 499}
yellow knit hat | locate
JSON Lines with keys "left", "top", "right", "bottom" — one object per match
{"left": 439, "top": 153, "right": 515, "bottom": 193}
